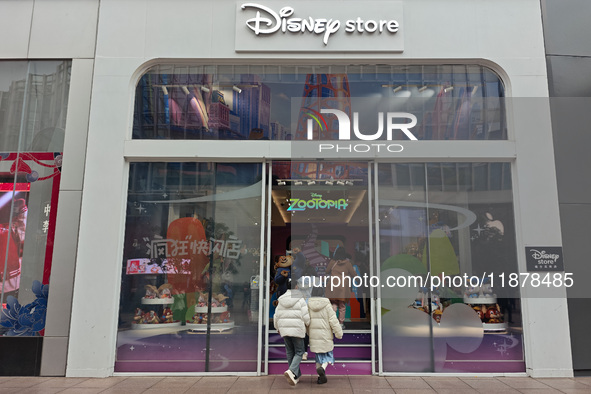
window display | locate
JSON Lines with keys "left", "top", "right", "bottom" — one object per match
{"left": 115, "top": 162, "right": 263, "bottom": 373}
{"left": 130, "top": 282, "right": 181, "bottom": 329}
{"left": 378, "top": 163, "right": 523, "bottom": 373}
{"left": 132, "top": 64, "right": 506, "bottom": 141}
{"left": 0, "top": 153, "right": 63, "bottom": 336}
{"left": 0, "top": 194, "right": 28, "bottom": 296}
{"left": 0, "top": 60, "right": 70, "bottom": 338}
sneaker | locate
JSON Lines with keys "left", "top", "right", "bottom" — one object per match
{"left": 284, "top": 369, "right": 297, "bottom": 386}
{"left": 302, "top": 352, "right": 308, "bottom": 361}
{"left": 316, "top": 363, "right": 326, "bottom": 384}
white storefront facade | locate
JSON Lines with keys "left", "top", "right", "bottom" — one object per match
{"left": 0, "top": 0, "right": 572, "bottom": 378}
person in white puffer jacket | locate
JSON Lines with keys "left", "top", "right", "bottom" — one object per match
{"left": 273, "top": 281, "right": 310, "bottom": 386}
{"left": 307, "top": 296, "right": 343, "bottom": 384}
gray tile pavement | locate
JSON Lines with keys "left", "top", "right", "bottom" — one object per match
{"left": 0, "top": 376, "right": 590, "bottom": 393}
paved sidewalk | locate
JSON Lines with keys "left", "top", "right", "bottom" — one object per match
{"left": 1, "top": 375, "right": 591, "bottom": 393}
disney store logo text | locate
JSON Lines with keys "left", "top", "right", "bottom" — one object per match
{"left": 241, "top": 3, "right": 400, "bottom": 45}
{"left": 530, "top": 249, "right": 560, "bottom": 265}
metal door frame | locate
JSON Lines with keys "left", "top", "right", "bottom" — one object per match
{"left": 262, "top": 160, "right": 377, "bottom": 375}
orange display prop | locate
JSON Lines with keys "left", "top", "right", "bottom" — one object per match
{"left": 165, "top": 217, "right": 209, "bottom": 294}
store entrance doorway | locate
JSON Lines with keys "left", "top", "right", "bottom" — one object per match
{"left": 266, "top": 161, "right": 374, "bottom": 375}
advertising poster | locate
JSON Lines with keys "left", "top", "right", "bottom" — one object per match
{"left": 0, "top": 185, "right": 30, "bottom": 297}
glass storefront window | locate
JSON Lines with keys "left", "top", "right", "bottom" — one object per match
{"left": 0, "top": 60, "right": 70, "bottom": 337}
{"left": 125, "top": 62, "right": 522, "bottom": 374}
{"left": 266, "top": 161, "right": 374, "bottom": 375}
{"left": 378, "top": 162, "right": 523, "bottom": 373}
{"left": 269, "top": 160, "right": 370, "bottom": 321}
{"left": 133, "top": 64, "right": 506, "bottom": 141}
{"left": 116, "top": 162, "right": 263, "bottom": 373}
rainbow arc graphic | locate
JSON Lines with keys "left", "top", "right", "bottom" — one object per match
{"left": 303, "top": 107, "right": 328, "bottom": 137}
{"left": 295, "top": 74, "right": 352, "bottom": 140}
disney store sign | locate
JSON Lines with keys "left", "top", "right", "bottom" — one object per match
{"left": 241, "top": 3, "right": 399, "bottom": 45}
{"left": 525, "top": 246, "right": 564, "bottom": 272}
{"left": 235, "top": 1, "right": 404, "bottom": 52}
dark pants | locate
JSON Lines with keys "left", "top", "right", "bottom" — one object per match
{"left": 283, "top": 336, "right": 305, "bottom": 379}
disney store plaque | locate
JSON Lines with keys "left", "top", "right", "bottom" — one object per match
{"left": 525, "top": 246, "right": 564, "bottom": 272}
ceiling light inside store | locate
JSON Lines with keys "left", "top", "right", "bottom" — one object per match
{"left": 201, "top": 86, "right": 210, "bottom": 93}
{"left": 294, "top": 181, "right": 303, "bottom": 186}
{"left": 278, "top": 180, "right": 286, "bottom": 186}
{"left": 233, "top": 85, "right": 242, "bottom": 93}
{"left": 444, "top": 86, "right": 454, "bottom": 93}
{"left": 392, "top": 89, "right": 412, "bottom": 101}
{"left": 307, "top": 180, "right": 316, "bottom": 185}
{"left": 325, "top": 180, "right": 334, "bottom": 186}
{"left": 408, "top": 86, "right": 436, "bottom": 110}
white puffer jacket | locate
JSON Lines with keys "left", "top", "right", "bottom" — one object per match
{"left": 273, "top": 290, "right": 310, "bottom": 338}
{"left": 307, "top": 297, "right": 343, "bottom": 353}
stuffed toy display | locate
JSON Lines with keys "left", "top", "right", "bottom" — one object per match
{"left": 272, "top": 254, "right": 294, "bottom": 306}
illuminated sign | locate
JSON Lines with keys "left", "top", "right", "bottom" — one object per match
{"left": 287, "top": 192, "right": 348, "bottom": 212}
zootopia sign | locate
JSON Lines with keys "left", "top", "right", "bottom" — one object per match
{"left": 287, "top": 193, "right": 348, "bottom": 212}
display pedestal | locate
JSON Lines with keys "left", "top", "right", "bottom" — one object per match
{"left": 141, "top": 297, "right": 174, "bottom": 305}
{"left": 132, "top": 294, "right": 177, "bottom": 329}
{"left": 464, "top": 295, "right": 507, "bottom": 332}
{"left": 186, "top": 305, "right": 234, "bottom": 332}
{"left": 131, "top": 321, "right": 182, "bottom": 330}
{"left": 185, "top": 321, "right": 235, "bottom": 332}
{"left": 482, "top": 322, "right": 508, "bottom": 331}
{"left": 463, "top": 296, "right": 497, "bottom": 305}
{"left": 194, "top": 306, "right": 227, "bottom": 314}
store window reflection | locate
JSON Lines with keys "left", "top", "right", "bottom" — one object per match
{"left": 378, "top": 162, "right": 523, "bottom": 373}
{"left": 0, "top": 197, "right": 27, "bottom": 296}
{"left": 0, "top": 60, "right": 70, "bottom": 337}
{"left": 116, "top": 162, "right": 263, "bottom": 372}
{"left": 133, "top": 64, "right": 505, "bottom": 141}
